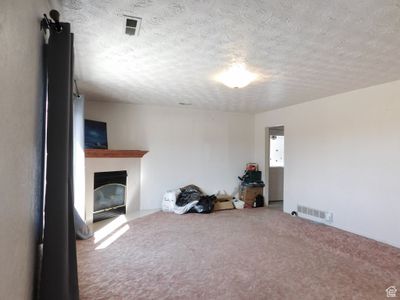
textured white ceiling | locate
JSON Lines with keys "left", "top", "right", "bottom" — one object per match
{"left": 59, "top": 0, "right": 400, "bottom": 113}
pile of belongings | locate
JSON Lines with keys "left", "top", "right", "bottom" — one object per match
{"left": 238, "top": 169, "right": 265, "bottom": 208}
{"left": 238, "top": 170, "right": 265, "bottom": 188}
{"left": 162, "top": 185, "right": 216, "bottom": 215}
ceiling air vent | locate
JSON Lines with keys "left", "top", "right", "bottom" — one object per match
{"left": 124, "top": 16, "right": 141, "bottom": 36}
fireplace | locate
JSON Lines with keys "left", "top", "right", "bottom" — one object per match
{"left": 93, "top": 170, "right": 127, "bottom": 222}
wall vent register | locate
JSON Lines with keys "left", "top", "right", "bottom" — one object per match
{"left": 297, "top": 204, "right": 333, "bottom": 224}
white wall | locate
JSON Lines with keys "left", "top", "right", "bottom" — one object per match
{"left": 86, "top": 102, "right": 254, "bottom": 210}
{"left": 0, "top": 0, "right": 48, "bottom": 298}
{"left": 255, "top": 80, "right": 400, "bottom": 248}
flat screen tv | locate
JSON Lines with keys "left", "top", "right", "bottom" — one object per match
{"left": 84, "top": 119, "right": 108, "bottom": 149}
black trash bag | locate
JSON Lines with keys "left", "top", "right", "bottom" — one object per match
{"left": 241, "top": 181, "right": 265, "bottom": 188}
{"left": 176, "top": 185, "right": 203, "bottom": 207}
{"left": 238, "top": 170, "right": 262, "bottom": 183}
{"left": 255, "top": 194, "right": 264, "bottom": 207}
{"left": 189, "top": 195, "right": 216, "bottom": 214}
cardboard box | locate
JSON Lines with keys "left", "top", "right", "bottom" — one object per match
{"left": 214, "top": 199, "right": 234, "bottom": 211}
{"left": 240, "top": 187, "right": 264, "bottom": 206}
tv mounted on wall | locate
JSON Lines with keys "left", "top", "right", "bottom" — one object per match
{"left": 84, "top": 119, "right": 108, "bottom": 149}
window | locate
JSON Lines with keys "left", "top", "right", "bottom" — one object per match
{"left": 270, "top": 135, "right": 284, "bottom": 167}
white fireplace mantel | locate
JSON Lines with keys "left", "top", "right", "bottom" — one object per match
{"left": 84, "top": 153, "right": 146, "bottom": 224}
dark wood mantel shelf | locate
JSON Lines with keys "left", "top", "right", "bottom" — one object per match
{"left": 85, "top": 149, "right": 148, "bottom": 158}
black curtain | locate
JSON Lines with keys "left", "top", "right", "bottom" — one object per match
{"left": 39, "top": 22, "right": 79, "bottom": 300}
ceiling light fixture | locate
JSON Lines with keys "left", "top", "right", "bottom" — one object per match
{"left": 216, "top": 63, "right": 258, "bottom": 88}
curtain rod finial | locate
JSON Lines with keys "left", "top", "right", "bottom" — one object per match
{"left": 49, "top": 10, "right": 60, "bottom": 22}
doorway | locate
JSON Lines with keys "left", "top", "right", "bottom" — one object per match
{"left": 266, "top": 126, "right": 284, "bottom": 211}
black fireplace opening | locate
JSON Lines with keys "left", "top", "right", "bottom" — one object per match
{"left": 93, "top": 170, "right": 127, "bottom": 222}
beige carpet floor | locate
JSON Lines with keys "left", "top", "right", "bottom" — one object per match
{"left": 77, "top": 209, "right": 400, "bottom": 300}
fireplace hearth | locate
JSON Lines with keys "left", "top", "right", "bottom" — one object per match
{"left": 93, "top": 170, "right": 127, "bottom": 222}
